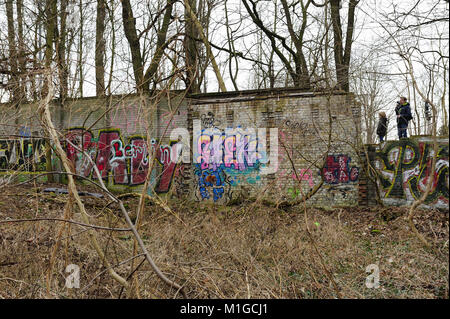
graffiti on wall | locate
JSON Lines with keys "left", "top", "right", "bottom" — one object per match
{"left": 194, "top": 164, "right": 233, "bottom": 202}
{"left": 201, "top": 112, "right": 221, "bottom": 129}
{"left": 149, "top": 138, "right": 179, "bottom": 193}
{"left": 161, "top": 110, "right": 187, "bottom": 131}
{"left": 322, "top": 154, "right": 359, "bottom": 184}
{"left": 283, "top": 119, "right": 314, "bottom": 136}
{"left": 193, "top": 127, "right": 265, "bottom": 202}
{"left": 19, "top": 126, "right": 31, "bottom": 137}
{"left": 292, "top": 169, "right": 314, "bottom": 187}
{"left": 66, "top": 128, "right": 98, "bottom": 178}
{"left": 0, "top": 138, "right": 46, "bottom": 171}
{"left": 109, "top": 103, "right": 146, "bottom": 135}
{"left": 65, "top": 128, "right": 181, "bottom": 193}
{"left": 374, "top": 140, "right": 449, "bottom": 204}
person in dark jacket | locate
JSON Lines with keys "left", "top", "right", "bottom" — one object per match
{"left": 376, "top": 112, "right": 388, "bottom": 142}
{"left": 395, "top": 97, "right": 412, "bottom": 139}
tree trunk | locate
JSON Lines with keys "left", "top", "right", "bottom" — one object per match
{"left": 184, "top": 0, "right": 200, "bottom": 93}
{"left": 121, "top": 0, "right": 145, "bottom": 92}
{"left": 44, "top": 0, "right": 57, "bottom": 182}
{"left": 6, "top": 0, "right": 19, "bottom": 104}
{"left": 329, "top": 0, "right": 358, "bottom": 92}
{"left": 17, "top": 0, "right": 27, "bottom": 101}
{"left": 95, "top": 0, "right": 106, "bottom": 97}
{"left": 143, "top": 0, "right": 175, "bottom": 90}
{"left": 58, "top": 0, "right": 69, "bottom": 102}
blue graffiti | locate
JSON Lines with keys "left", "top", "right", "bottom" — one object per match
{"left": 194, "top": 164, "right": 230, "bottom": 202}
{"left": 19, "top": 126, "right": 31, "bottom": 137}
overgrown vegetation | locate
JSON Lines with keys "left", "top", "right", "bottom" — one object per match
{"left": 0, "top": 183, "right": 447, "bottom": 299}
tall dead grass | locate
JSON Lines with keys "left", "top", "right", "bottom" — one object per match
{"left": 0, "top": 184, "right": 448, "bottom": 299}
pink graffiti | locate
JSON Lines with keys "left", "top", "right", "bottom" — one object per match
{"left": 197, "top": 133, "right": 257, "bottom": 171}
{"left": 161, "top": 110, "right": 187, "bottom": 131}
{"left": 292, "top": 169, "right": 314, "bottom": 187}
{"left": 150, "top": 139, "right": 178, "bottom": 193}
{"left": 109, "top": 103, "right": 145, "bottom": 135}
{"left": 66, "top": 129, "right": 97, "bottom": 177}
{"left": 96, "top": 131, "right": 128, "bottom": 184}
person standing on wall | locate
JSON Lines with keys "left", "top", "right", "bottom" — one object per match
{"left": 395, "top": 96, "right": 413, "bottom": 139}
{"left": 376, "top": 112, "right": 388, "bottom": 142}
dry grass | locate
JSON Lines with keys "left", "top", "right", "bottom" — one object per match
{"left": 0, "top": 183, "right": 448, "bottom": 299}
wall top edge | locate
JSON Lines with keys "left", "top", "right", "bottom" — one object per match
{"left": 0, "top": 87, "right": 352, "bottom": 107}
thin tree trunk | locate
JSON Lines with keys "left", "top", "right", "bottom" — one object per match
{"left": 95, "top": 0, "right": 106, "bottom": 97}
{"left": 121, "top": 0, "right": 144, "bottom": 92}
{"left": 44, "top": 0, "right": 57, "bottom": 182}
{"left": 184, "top": 0, "right": 200, "bottom": 93}
{"left": 106, "top": 0, "right": 116, "bottom": 96}
{"left": 184, "top": 0, "right": 226, "bottom": 92}
{"left": 78, "top": 0, "right": 84, "bottom": 97}
{"left": 58, "top": 0, "right": 69, "bottom": 102}
{"left": 6, "top": 0, "right": 19, "bottom": 104}
{"left": 329, "top": 0, "right": 358, "bottom": 92}
{"left": 17, "top": 0, "right": 26, "bottom": 101}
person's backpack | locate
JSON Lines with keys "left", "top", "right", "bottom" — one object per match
{"left": 405, "top": 106, "right": 413, "bottom": 121}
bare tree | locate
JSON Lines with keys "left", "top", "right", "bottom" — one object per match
{"left": 328, "top": 0, "right": 359, "bottom": 92}
{"left": 121, "top": 0, "right": 175, "bottom": 94}
{"left": 95, "top": 0, "right": 106, "bottom": 97}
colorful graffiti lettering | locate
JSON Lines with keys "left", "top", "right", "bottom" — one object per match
{"left": 375, "top": 139, "right": 449, "bottom": 204}
{"left": 65, "top": 128, "right": 180, "bottom": 192}
{"left": 0, "top": 138, "right": 46, "bottom": 171}
{"left": 96, "top": 130, "right": 128, "bottom": 184}
{"left": 150, "top": 139, "right": 179, "bottom": 193}
{"left": 196, "top": 130, "right": 260, "bottom": 172}
{"left": 322, "top": 155, "right": 359, "bottom": 184}
{"left": 193, "top": 128, "right": 266, "bottom": 202}
{"left": 194, "top": 163, "right": 232, "bottom": 202}
{"left": 66, "top": 128, "right": 98, "bottom": 177}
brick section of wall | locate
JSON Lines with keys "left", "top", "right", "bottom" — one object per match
{"left": 358, "top": 145, "right": 380, "bottom": 207}
{"left": 1, "top": 88, "right": 364, "bottom": 208}
{"left": 188, "top": 90, "right": 361, "bottom": 207}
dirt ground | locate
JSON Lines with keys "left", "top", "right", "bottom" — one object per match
{"left": 0, "top": 182, "right": 448, "bottom": 299}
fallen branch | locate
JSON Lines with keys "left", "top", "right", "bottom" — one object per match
{"left": 65, "top": 130, "right": 187, "bottom": 298}
{"left": 0, "top": 218, "right": 131, "bottom": 231}
{"left": 37, "top": 72, "right": 129, "bottom": 289}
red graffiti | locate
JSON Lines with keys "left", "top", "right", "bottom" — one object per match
{"left": 130, "top": 138, "right": 149, "bottom": 185}
{"left": 65, "top": 129, "right": 97, "bottom": 177}
{"left": 151, "top": 140, "right": 178, "bottom": 193}
{"left": 96, "top": 131, "right": 128, "bottom": 184}
{"left": 112, "top": 140, "right": 124, "bottom": 157}
{"left": 322, "top": 155, "right": 359, "bottom": 184}
{"left": 65, "top": 128, "right": 180, "bottom": 192}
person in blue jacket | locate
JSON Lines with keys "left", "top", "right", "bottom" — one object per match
{"left": 395, "top": 97, "right": 413, "bottom": 139}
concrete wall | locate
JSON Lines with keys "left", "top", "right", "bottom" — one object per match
{"left": 0, "top": 88, "right": 365, "bottom": 208}
{"left": 371, "top": 136, "right": 449, "bottom": 210}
